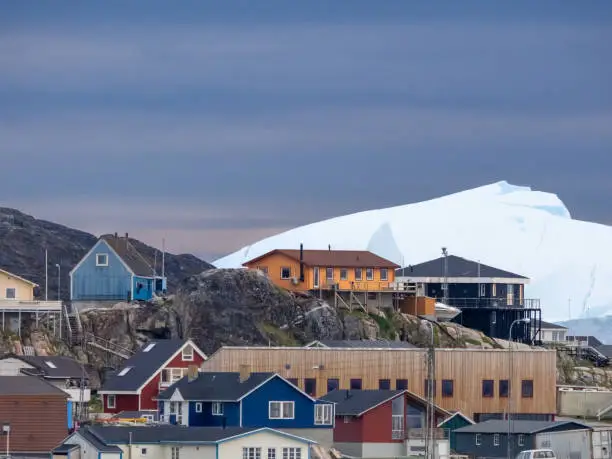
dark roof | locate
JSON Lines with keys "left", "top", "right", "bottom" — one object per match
{"left": 157, "top": 372, "right": 275, "bottom": 401}
{"left": 101, "top": 340, "right": 192, "bottom": 392}
{"left": 540, "top": 320, "right": 568, "bottom": 330}
{"left": 454, "top": 420, "right": 591, "bottom": 434}
{"left": 307, "top": 340, "right": 416, "bottom": 349}
{"left": 0, "top": 375, "right": 69, "bottom": 396}
{"left": 81, "top": 425, "right": 313, "bottom": 445}
{"left": 320, "top": 389, "right": 405, "bottom": 416}
{"left": 115, "top": 410, "right": 159, "bottom": 420}
{"left": 101, "top": 235, "right": 155, "bottom": 277}
{"left": 243, "top": 249, "right": 400, "bottom": 268}
{"left": 52, "top": 444, "right": 80, "bottom": 454}
{"left": 597, "top": 345, "right": 612, "bottom": 358}
{"left": 396, "top": 255, "right": 528, "bottom": 279}
{"left": 78, "top": 428, "right": 124, "bottom": 452}
{"left": 17, "top": 355, "right": 87, "bottom": 379}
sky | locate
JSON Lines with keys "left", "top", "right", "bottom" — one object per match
{"left": 1, "top": 1, "right": 611, "bottom": 261}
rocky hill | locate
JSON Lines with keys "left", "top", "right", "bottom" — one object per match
{"left": 0, "top": 207, "right": 214, "bottom": 298}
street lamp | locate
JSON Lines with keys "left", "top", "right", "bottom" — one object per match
{"left": 508, "top": 318, "right": 530, "bottom": 459}
{"left": 2, "top": 422, "right": 10, "bottom": 458}
{"left": 423, "top": 321, "right": 436, "bottom": 459}
{"left": 56, "top": 264, "right": 61, "bottom": 302}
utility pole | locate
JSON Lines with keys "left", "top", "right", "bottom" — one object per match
{"left": 442, "top": 247, "right": 449, "bottom": 305}
{"left": 424, "top": 321, "right": 436, "bottom": 459}
{"left": 45, "top": 249, "right": 48, "bottom": 301}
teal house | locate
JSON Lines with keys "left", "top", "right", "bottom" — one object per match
{"left": 70, "top": 233, "right": 166, "bottom": 302}
{"left": 438, "top": 411, "right": 475, "bottom": 452}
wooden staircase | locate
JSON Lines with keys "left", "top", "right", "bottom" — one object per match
{"left": 84, "top": 333, "right": 133, "bottom": 360}
{"left": 64, "top": 303, "right": 83, "bottom": 345}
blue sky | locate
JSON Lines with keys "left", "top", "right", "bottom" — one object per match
{"left": 1, "top": 1, "right": 611, "bottom": 260}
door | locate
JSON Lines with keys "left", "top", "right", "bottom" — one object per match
{"left": 313, "top": 267, "right": 320, "bottom": 288}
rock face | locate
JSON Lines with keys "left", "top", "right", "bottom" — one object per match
{"left": 0, "top": 207, "right": 214, "bottom": 298}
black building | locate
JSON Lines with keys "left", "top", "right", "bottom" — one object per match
{"left": 396, "top": 255, "right": 541, "bottom": 344}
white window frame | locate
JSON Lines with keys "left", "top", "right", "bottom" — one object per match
{"left": 340, "top": 268, "right": 348, "bottom": 280}
{"left": 5, "top": 288, "right": 16, "bottom": 299}
{"left": 242, "top": 447, "right": 261, "bottom": 459}
{"left": 212, "top": 402, "right": 223, "bottom": 416}
{"left": 475, "top": 433, "right": 481, "bottom": 446}
{"left": 366, "top": 267, "right": 374, "bottom": 281}
{"left": 267, "top": 448, "right": 276, "bottom": 459}
{"left": 182, "top": 346, "right": 194, "bottom": 361}
{"left": 195, "top": 402, "right": 202, "bottom": 413}
{"left": 494, "top": 433, "right": 500, "bottom": 446}
{"left": 314, "top": 404, "right": 333, "bottom": 425}
{"left": 96, "top": 253, "right": 109, "bottom": 267}
{"left": 280, "top": 267, "right": 291, "bottom": 280}
{"left": 107, "top": 394, "right": 116, "bottom": 409}
{"left": 269, "top": 401, "right": 295, "bottom": 419}
{"left": 380, "top": 268, "right": 388, "bottom": 281}
{"left": 479, "top": 283, "right": 486, "bottom": 297}
{"left": 518, "top": 434, "right": 525, "bottom": 446}
{"left": 281, "top": 448, "right": 301, "bottom": 459}
{"left": 326, "top": 267, "right": 334, "bottom": 280}
{"left": 354, "top": 268, "right": 363, "bottom": 281}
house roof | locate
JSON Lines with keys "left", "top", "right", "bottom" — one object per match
{"left": 52, "top": 444, "right": 80, "bottom": 454}
{"left": 540, "top": 320, "right": 568, "bottom": 330}
{"left": 0, "top": 267, "right": 38, "bottom": 287}
{"left": 76, "top": 428, "right": 124, "bottom": 453}
{"left": 454, "top": 419, "right": 591, "bottom": 434}
{"left": 157, "top": 372, "right": 277, "bottom": 401}
{"left": 100, "top": 235, "right": 156, "bottom": 277}
{"left": 396, "top": 255, "right": 528, "bottom": 280}
{"left": 100, "top": 339, "right": 201, "bottom": 393}
{"left": 81, "top": 425, "right": 315, "bottom": 445}
{"left": 437, "top": 411, "right": 475, "bottom": 427}
{"left": 320, "top": 389, "right": 406, "bottom": 416}
{"left": 12, "top": 355, "right": 87, "bottom": 379}
{"left": 305, "top": 339, "right": 416, "bottom": 349}
{"left": 0, "top": 375, "right": 69, "bottom": 396}
{"left": 597, "top": 345, "right": 612, "bottom": 358}
{"left": 243, "top": 249, "right": 400, "bottom": 269}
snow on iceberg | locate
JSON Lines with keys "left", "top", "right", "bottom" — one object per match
{"left": 214, "top": 181, "right": 612, "bottom": 321}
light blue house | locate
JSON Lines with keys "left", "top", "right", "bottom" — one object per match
{"left": 69, "top": 233, "right": 167, "bottom": 302}
{"left": 156, "top": 371, "right": 335, "bottom": 444}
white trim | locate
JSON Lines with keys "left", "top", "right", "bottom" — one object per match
{"left": 214, "top": 427, "right": 316, "bottom": 445}
{"left": 212, "top": 402, "right": 224, "bottom": 416}
{"left": 437, "top": 411, "right": 475, "bottom": 427}
{"left": 195, "top": 402, "right": 202, "bottom": 413}
{"left": 268, "top": 401, "right": 295, "bottom": 420}
{"left": 0, "top": 269, "right": 38, "bottom": 287}
{"left": 96, "top": 253, "right": 109, "bottom": 267}
{"left": 134, "top": 340, "right": 208, "bottom": 394}
{"left": 237, "top": 373, "right": 316, "bottom": 402}
{"left": 182, "top": 346, "right": 194, "bottom": 361}
{"left": 239, "top": 400, "right": 243, "bottom": 427}
{"left": 98, "top": 390, "right": 140, "bottom": 395}
{"left": 107, "top": 394, "right": 116, "bottom": 409}
{"left": 314, "top": 403, "right": 334, "bottom": 425}
{"left": 69, "top": 239, "right": 134, "bottom": 276}
{"left": 349, "top": 391, "right": 409, "bottom": 417}
{"left": 396, "top": 275, "right": 529, "bottom": 285}
{"left": 169, "top": 389, "right": 184, "bottom": 402}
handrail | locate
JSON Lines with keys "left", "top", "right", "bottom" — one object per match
{"left": 84, "top": 333, "right": 134, "bottom": 357}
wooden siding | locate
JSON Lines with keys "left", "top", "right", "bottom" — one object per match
{"left": 202, "top": 347, "right": 557, "bottom": 419}
{"left": 0, "top": 394, "right": 68, "bottom": 453}
{"left": 244, "top": 252, "right": 396, "bottom": 292}
{"left": 0, "top": 272, "right": 35, "bottom": 301}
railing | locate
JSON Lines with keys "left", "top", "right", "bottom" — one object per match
{"left": 405, "top": 428, "right": 449, "bottom": 440}
{"left": 318, "top": 281, "right": 394, "bottom": 291}
{"left": 0, "top": 299, "right": 62, "bottom": 310}
{"left": 438, "top": 298, "right": 540, "bottom": 309}
{"left": 84, "top": 333, "right": 134, "bottom": 359}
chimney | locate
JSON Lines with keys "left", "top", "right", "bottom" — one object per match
{"left": 328, "top": 244, "right": 331, "bottom": 251}
{"left": 299, "top": 243, "right": 304, "bottom": 282}
{"left": 239, "top": 364, "right": 250, "bottom": 383}
{"left": 114, "top": 232, "right": 118, "bottom": 239}
{"left": 187, "top": 365, "right": 198, "bottom": 382}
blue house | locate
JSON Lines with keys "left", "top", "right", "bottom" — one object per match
{"left": 70, "top": 233, "right": 167, "bottom": 302}
{"left": 156, "top": 371, "right": 335, "bottom": 437}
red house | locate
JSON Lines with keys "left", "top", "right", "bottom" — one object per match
{"left": 98, "top": 339, "right": 207, "bottom": 414}
{"left": 321, "top": 389, "right": 451, "bottom": 458}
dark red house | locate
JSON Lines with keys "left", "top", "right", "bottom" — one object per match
{"left": 98, "top": 339, "right": 206, "bottom": 413}
{"left": 321, "top": 389, "right": 450, "bottom": 458}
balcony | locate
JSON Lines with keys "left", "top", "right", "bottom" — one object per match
{"left": 318, "top": 280, "right": 394, "bottom": 292}
{"left": 0, "top": 299, "right": 62, "bottom": 311}
{"left": 441, "top": 297, "right": 540, "bottom": 309}
{"left": 405, "top": 428, "right": 449, "bottom": 440}
{"left": 64, "top": 387, "right": 91, "bottom": 402}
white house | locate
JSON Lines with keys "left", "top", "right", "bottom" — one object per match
{"left": 539, "top": 320, "right": 568, "bottom": 343}
{"left": 53, "top": 425, "right": 316, "bottom": 459}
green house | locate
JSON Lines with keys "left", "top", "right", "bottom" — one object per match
{"left": 438, "top": 411, "right": 475, "bottom": 452}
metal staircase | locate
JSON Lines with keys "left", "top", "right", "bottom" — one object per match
{"left": 64, "top": 303, "right": 82, "bottom": 345}
{"left": 84, "top": 333, "right": 133, "bottom": 360}
{"left": 562, "top": 343, "right": 610, "bottom": 367}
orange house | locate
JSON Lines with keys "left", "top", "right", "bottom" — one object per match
{"left": 243, "top": 246, "right": 401, "bottom": 310}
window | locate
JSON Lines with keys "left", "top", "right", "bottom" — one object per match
{"left": 117, "top": 367, "right": 132, "bottom": 376}
{"left": 327, "top": 378, "right": 339, "bottom": 392}
{"left": 366, "top": 268, "right": 374, "bottom": 280}
{"left": 482, "top": 379, "right": 494, "bottom": 397}
{"left": 424, "top": 379, "right": 436, "bottom": 397}
{"left": 269, "top": 401, "right": 294, "bottom": 419}
{"left": 492, "top": 283, "right": 497, "bottom": 296}
{"left": 442, "top": 379, "right": 454, "bottom": 397}
{"left": 171, "top": 448, "right": 180, "bottom": 459}
{"left": 96, "top": 253, "right": 109, "bottom": 266}
{"left": 107, "top": 394, "right": 116, "bottom": 409}
{"left": 5, "top": 288, "right": 16, "bottom": 299}
{"left": 195, "top": 402, "right": 202, "bottom": 413}
{"left": 499, "top": 380, "right": 510, "bottom": 398}
{"left": 243, "top": 448, "right": 261, "bottom": 459}
{"left": 314, "top": 404, "right": 333, "bottom": 425}
{"left": 380, "top": 268, "right": 388, "bottom": 281}
{"left": 494, "top": 434, "right": 500, "bottom": 446}
{"left": 475, "top": 434, "right": 482, "bottom": 446}
{"left": 282, "top": 448, "right": 301, "bottom": 459}
{"left": 355, "top": 268, "right": 363, "bottom": 281}
{"left": 212, "top": 402, "right": 223, "bottom": 415}
{"left": 350, "top": 378, "right": 362, "bottom": 390}
{"left": 521, "top": 379, "right": 534, "bottom": 398}
{"left": 479, "top": 284, "right": 486, "bottom": 296}
{"left": 340, "top": 268, "right": 348, "bottom": 280}
{"left": 257, "top": 266, "right": 269, "bottom": 275}
{"left": 141, "top": 448, "right": 147, "bottom": 456}
{"left": 267, "top": 449, "right": 276, "bottom": 459}
{"left": 491, "top": 311, "right": 497, "bottom": 324}
{"left": 326, "top": 268, "right": 334, "bottom": 280}
{"left": 518, "top": 434, "right": 525, "bottom": 446}
{"left": 379, "top": 379, "right": 391, "bottom": 390}
{"left": 182, "top": 346, "right": 194, "bottom": 361}
{"left": 281, "top": 267, "right": 291, "bottom": 279}
{"left": 143, "top": 343, "right": 156, "bottom": 352}
{"left": 161, "top": 368, "right": 186, "bottom": 385}
{"left": 304, "top": 378, "right": 317, "bottom": 396}
{"left": 396, "top": 379, "right": 408, "bottom": 390}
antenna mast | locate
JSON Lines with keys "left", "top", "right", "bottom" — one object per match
{"left": 442, "top": 247, "right": 449, "bottom": 305}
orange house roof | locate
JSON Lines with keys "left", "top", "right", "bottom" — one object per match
{"left": 242, "top": 249, "right": 401, "bottom": 269}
